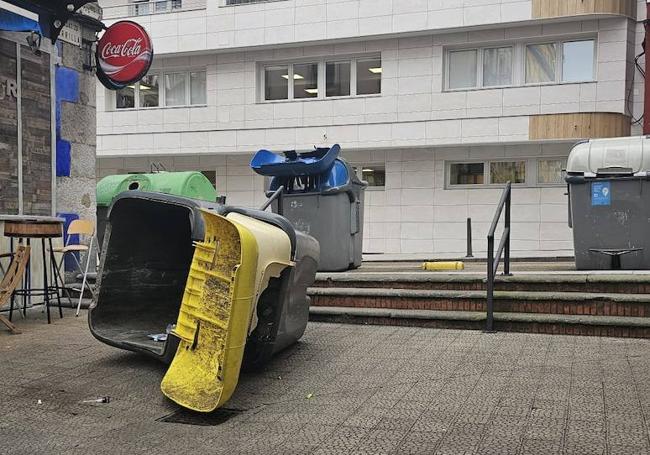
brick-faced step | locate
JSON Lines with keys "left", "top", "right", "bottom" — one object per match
{"left": 309, "top": 306, "right": 650, "bottom": 338}
{"left": 307, "top": 287, "right": 650, "bottom": 317}
{"left": 313, "top": 273, "right": 650, "bottom": 294}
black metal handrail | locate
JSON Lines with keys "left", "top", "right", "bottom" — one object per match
{"left": 486, "top": 182, "right": 511, "bottom": 332}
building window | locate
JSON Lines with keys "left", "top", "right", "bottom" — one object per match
{"left": 225, "top": 0, "right": 272, "bottom": 4}
{"left": 446, "top": 38, "right": 595, "bottom": 90}
{"left": 201, "top": 170, "right": 216, "bottom": 187}
{"left": 538, "top": 159, "right": 566, "bottom": 184}
{"left": 525, "top": 43, "right": 556, "bottom": 84}
{"left": 130, "top": 0, "right": 182, "bottom": 16}
{"left": 490, "top": 161, "right": 526, "bottom": 184}
{"left": 116, "top": 85, "right": 135, "bottom": 109}
{"left": 562, "top": 40, "right": 595, "bottom": 82}
{"left": 525, "top": 39, "right": 595, "bottom": 84}
{"left": 115, "top": 69, "right": 206, "bottom": 110}
{"left": 362, "top": 166, "right": 385, "bottom": 187}
{"left": 450, "top": 162, "right": 484, "bottom": 185}
{"left": 190, "top": 71, "right": 207, "bottom": 105}
{"left": 356, "top": 57, "right": 382, "bottom": 95}
{"left": 262, "top": 55, "right": 381, "bottom": 102}
{"left": 483, "top": 47, "right": 512, "bottom": 87}
{"left": 326, "top": 61, "right": 351, "bottom": 97}
{"left": 139, "top": 74, "right": 159, "bottom": 108}
{"left": 265, "top": 66, "right": 288, "bottom": 101}
{"left": 165, "top": 72, "right": 187, "bottom": 106}
{"left": 448, "top": 50, "right": 478, "bottom": 89}
{"left": 448, "top": 158, "right": 566, "bottom": 188}
{"left": 294, "top": 62, "right": 318, "bottom": 99}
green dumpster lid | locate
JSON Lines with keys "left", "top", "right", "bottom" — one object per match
{"left": 148, "top": 171, "right": 217, "bottom": 202}
{"left": 96, "top": 174, "right": 153, "bottom": 206}
{"left": 96, "top": 171, "right": 217, "bottom": 207}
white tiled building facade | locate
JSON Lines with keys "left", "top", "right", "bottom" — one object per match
{"left": 96, "top": 0, "right": 646, "bottom": 257}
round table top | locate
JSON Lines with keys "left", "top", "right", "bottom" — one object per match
{"left": 0, "top": 214, "right": 65, "bottom": 224}
{"left": 2, "top": 215, "right": 65, "bottom": 238}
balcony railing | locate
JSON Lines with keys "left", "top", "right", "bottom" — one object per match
{"left": 102, "top": 0, "right": 206, "bottom": 20}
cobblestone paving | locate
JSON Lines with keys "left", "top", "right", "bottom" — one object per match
{"left": 2, "top": 309, "right": 650, "bottom": 454}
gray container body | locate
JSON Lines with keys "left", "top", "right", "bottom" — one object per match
{"left": 273, "top": 189, "right": 364, "bottom": 272}
{"left": 569, "top": 178, "right": 650, "bottom": 270}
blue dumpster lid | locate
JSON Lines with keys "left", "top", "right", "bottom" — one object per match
{"left": 251, "top": 144, "right": 340, "bottom": 177}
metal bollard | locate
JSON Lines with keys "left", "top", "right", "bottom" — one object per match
{"left": 465, "top": 217, "right": 473, "bottom": 258}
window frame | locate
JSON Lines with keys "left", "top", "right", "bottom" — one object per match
{"left": 114, "top": 68, "right": 207, "bottom": 111}
{"left": 444, "top": 36, "right": 596, "bottom": 92}
{"left": 482, "top": 45, "right": 515, "bottom": 88}
{"left": 446, "top": 158, "right": 567, "bottom": 189}
{"left": 560, "top": 39, "right": 597, "bottom": 84}
{"left": 446, "top": 48, "right": 479, "bottom": 90}
{"left": 259, "top": 54, "right": 381, "bottom": 103}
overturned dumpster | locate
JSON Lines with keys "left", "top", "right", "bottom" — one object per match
{"left": 89, "top": 191, "right": 319, "bottom": 412}
{"left": 251, "top": 144, "right": 367, "bottom": 272}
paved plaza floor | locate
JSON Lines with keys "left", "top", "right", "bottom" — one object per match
{"left": 2, "top": 308, "right": 650, "bottom": 454}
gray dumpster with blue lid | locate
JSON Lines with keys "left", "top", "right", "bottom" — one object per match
{"left": 251, "top": 144, "right": 367, "bottom": 272}
{"left": 566, "top": 136, "right": 650, "bottom": 270}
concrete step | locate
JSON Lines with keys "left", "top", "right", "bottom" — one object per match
{"left": 307, "top": 287, "right": 650, "bottom": 317}
{"left": 309, "top": 306, "right": 650, "bottom": 338}
{"left": 313, "top": 272, "right": 650, "bottom": 294}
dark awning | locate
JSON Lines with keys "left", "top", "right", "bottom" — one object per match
{"left": 0, "top": 8, "right": 41, "bottom": 34}
{"left": 1, "top": 1, "right": 99, "bottom": 42}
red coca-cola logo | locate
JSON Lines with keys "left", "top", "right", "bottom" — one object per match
{"left": 96, "top": 21, "right": 153, "bottom": 86}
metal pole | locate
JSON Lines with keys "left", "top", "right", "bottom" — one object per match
{"left": 465, "top": 217, "right": 473, "bottom": 258}
{"left": 643, "top": 0, "right": 650, "bottom": 134}
{"left": 503, "top": 186, "right": 511, "bottom": 276}
{"left": 486, "top": 236, "right": 494, "bottom": 332}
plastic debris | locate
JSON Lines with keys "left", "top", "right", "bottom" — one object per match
{"left": 82, "top": 397, "right": 111, "bottom": 404}
{"left": 147, "top": 333, "right": 167, "bottom": 342}
{"left": 37, "top": 399, "right": 42, "bottom": 405}
{"left": 306, "top": 393, "right": 313, "bottom": 399}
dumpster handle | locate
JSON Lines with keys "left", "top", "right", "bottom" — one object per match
{"left": 260, "top": 185, "right": 285, "bottom": 215}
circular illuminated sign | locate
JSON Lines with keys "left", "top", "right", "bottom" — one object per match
{"left": 96, "top": 21, "right": 153, "bottom": 87}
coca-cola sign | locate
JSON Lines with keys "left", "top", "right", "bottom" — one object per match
{"left": 96, "top": 21, "right": 153, "bottom": 88}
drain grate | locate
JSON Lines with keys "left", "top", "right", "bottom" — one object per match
{"left": 156, "top": 408, "right": 243, "bottom": 426}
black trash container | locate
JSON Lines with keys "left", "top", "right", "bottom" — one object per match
{"left": 566, "top": 137, "right": 650, "bottom": 270}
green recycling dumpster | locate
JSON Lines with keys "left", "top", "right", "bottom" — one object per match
{"left": 96, "top": 171, "right": 217, "bottom": 247}
{"left": 566, "top": 136, "right": 650, "bottom": 270}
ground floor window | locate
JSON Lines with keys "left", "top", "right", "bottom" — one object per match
{"left": 447, "top": 158, "right": 566, "bottom": 188}
{"left": 349, "top": 164, "right": 385, "bottom": 189}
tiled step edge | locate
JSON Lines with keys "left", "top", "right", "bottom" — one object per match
{"left": 309, "top": 306, "right": 650, "bottom": 327}
{"left": 314, "top": 272, "right": 650, "bottom": 285}
{"left": 307, "top": 287, "right": 650, "bottom": 303}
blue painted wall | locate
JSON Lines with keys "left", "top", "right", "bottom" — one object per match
{"left": 55, "top": 66, "right": 79, "bottom": 178}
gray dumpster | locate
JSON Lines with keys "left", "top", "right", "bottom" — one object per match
{"left": 566, "top": 136, "right": 650, "bottom": 270}
{"left": 251, "top": 145, "right": 367, "bottom": 272}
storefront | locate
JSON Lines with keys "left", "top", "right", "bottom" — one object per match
{"left": 0, "top": 1, "right": 99, "bottom": 288}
